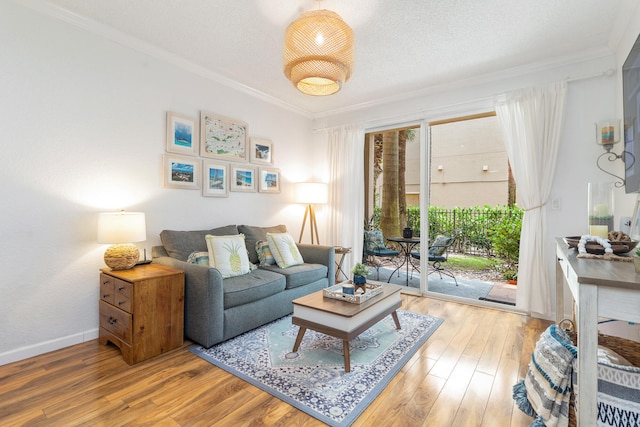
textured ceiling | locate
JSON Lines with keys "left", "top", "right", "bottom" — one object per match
{"left": 37, "top": 0, "right": 636, "bottom": 116}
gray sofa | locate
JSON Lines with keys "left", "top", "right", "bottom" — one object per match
{"left": 151, "top": 224, "right": 335, "bottom": 348}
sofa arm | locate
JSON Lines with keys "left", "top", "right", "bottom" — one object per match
{"left": 152, "top": 254, "right": 225, "bottom": 347}
{"left": 297, "top": 244, "right": 335, "bottom": 287}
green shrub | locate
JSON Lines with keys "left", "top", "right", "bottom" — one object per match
{"left": 487, "top": 206, "right": 523, "bottom": 269}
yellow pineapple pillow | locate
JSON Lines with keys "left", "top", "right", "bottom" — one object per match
{"left": 266, "top": 232, "right": 304, "bottom": 268}
{"left": 205, "top": 234, "right": 251, "bottom": 278}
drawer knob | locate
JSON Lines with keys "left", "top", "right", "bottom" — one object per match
{"left": 102, "top": 294, "right": 109, "bottom": 298}
{"left": 118, "top": 301, "right": 124, "bottom": 306}
{"left": 103, "top": 280, "right": 109, "bottom": 285}
{"left": 118, "top": 287, "right": 124, "bottom": 291}
{"left": 108, "top": 317, "right": 117, "bottom": 325}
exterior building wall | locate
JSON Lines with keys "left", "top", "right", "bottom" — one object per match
{"left": 404, "top": 115, "right": 511, "bottom": 208}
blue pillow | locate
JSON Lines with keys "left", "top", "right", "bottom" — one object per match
{"left": 187, "top": 251, "right": 209, "bottom": 265}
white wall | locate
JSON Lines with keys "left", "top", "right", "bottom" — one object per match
{"left": 0, "top": 2, "right": 322, "bottom": 364}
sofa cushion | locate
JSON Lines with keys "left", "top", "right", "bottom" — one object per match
{"left": 238, "top": 224, "right": 287, "bottom": 264}
{"left": 223, "top": 269, "right": 286, "bottom": 309}
{"left": 160, "top": 225, "right": 239, "bottom": 261}
{"left": 267, "top": 232, "right": 304, "bottom": 268}
{"left": 205, "top": 234, "right": 251, "bottom": 278}
{"left": 260, "top": 263, "right": 328, "bottom": 289}
{"left": 256, "top": 240, "right": 276, "bottom": 266}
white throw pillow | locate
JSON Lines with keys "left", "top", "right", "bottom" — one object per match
{"left": 205, "top": 234, "right": 251, "bottom": 278}
{"left": 266, "top": 232, "right": 304, "bottom": 268}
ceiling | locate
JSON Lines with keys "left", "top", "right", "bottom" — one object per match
{"left": 35, "top": 0, "right": 637, "bottom": 117}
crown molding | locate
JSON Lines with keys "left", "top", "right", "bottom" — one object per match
{"left": 312, "top": 47, "right": 616, "bottom": 121}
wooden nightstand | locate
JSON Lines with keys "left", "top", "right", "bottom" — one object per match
{"left": 98, "top": 263, "right": 184, "bottom": 364}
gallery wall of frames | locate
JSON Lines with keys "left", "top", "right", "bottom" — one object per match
{"left": 163, "top": 111, "right": 280, "bottom": 197}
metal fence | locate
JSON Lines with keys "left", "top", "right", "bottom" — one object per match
{"left": 425, "top": 208, "right": 516, "bottom": 257}
{"left": 429, "top": 209, "right": 500, "bottom": 257}
{"left": 376, "top": 206, "right": 521, "bottom": 258}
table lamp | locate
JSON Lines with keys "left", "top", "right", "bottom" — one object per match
{"left": 98, "top": 211, "right": 146, "bottom": 270}
{"left": 295, "top": 182, "right": 328, "bottom": 244}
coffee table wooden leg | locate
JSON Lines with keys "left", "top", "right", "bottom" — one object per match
{"left": 343, "top": 340, "right": 351, "bottom": 372}
{"left": 391, "top": 310, "right": 401, "bottom": 330}
{"left": 292, "top": 327, "right": 307, "bottom": 352}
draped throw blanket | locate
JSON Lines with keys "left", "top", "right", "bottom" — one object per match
{"left": 513, "top": 324, "right": 577, "bottom": 427}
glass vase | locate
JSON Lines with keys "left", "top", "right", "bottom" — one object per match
{"left": 587, "top": 182, "right": 614, "bottom": 239}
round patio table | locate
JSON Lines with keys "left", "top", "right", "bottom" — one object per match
{"left": 385, "top": 236, "right": 421, "bottom": 286}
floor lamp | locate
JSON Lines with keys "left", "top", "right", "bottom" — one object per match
{"left": 295, "top": 182, "right": 328, "bottom": 244}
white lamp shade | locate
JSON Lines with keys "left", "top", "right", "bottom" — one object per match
{"left": 295, "top": 182, "right": 328, "bottom": 204}
{"left": 97, "top": 212, "right": 146, "bottom": 244}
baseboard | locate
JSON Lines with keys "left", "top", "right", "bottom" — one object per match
{"left": 0, "top": 328, "right": 99, "bottom": 366}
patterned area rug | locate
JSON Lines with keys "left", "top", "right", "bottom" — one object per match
{"left": 190, "top": 310, "right": 443, "bottom": 426}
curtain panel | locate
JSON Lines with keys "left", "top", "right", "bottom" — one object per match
{"left": 495, "top": 81, "right": 567, "bottom": 317}
{"left": 326, "top": 124, "right": 365, "bottom": 274}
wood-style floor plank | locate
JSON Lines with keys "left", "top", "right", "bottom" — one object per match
{"left": 0, "top": 295, "right": 551, "bottom": 426}
{"left": 482, "top": 359, "right": 520, "bottom": 427}
{"left": 422, "top": 354, "right": 479, "bottom": 426}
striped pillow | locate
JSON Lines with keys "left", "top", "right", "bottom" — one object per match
{"left": 255, "top": 240, "right": 276, "bottom": 266}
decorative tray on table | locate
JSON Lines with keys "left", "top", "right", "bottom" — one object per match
{"left": 323, "top": 282, "right": 383, "bottom": 304}
{"left": 563, "top": 236, "right": 639, "bottom": 255}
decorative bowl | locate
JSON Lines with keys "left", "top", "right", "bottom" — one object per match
{"left": 563, "top": 236, "right": 639, "bottom": 255}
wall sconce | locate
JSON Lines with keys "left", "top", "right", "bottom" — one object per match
{"left": 596, "top": 120, "right": 620, "bottom": 147}
{"left": 294, "top": 182, "right": 328, "bottom": 244}
{"left": 482, "top": 165, "right": 489, "bottom": 171}
{"left": 595, "top": 119, "right": 634, "bottom": 188}
{"left": 98, "top": 211, "right": 146, "bottom": 270}
{"left": 437, "top": 165, "right": 443, "bottom": 171}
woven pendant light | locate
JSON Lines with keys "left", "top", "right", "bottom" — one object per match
{"left": 283, "top": 9, "right": 354, "bottom": 96}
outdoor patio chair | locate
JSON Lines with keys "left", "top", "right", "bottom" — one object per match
{"left": 363, "top": 229, "right": 400, "bottom": 280}
{"left": 411, "top": 235, "right": 458, "bottom": 286}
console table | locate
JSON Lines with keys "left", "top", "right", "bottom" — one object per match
{"left": 555, "top": 238, "right": 640, "bottom": 426}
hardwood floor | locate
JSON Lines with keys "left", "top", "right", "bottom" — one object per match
{"left": 0, "top": 295, "right": 551, "bottom": 426}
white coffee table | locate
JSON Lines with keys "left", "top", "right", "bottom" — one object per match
{"left": 291, "top": 282, "right": 402, "bottom": 372}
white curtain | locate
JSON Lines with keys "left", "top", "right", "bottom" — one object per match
{"left": 495, "top": 81, "right": 567, "bottom": 317}
{"left": 326, "top": 124, "right": 365, "bottom": 274}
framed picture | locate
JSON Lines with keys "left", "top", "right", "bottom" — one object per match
{"left": 202, "top": 161, "right": 229, "bottom": 198}
{"left": 258, "top": 168, "right": 280, "bottom": 193}
{"left": 166, "top": 112, "right": 198, "bottom": 156}
{"left": 230, "top": 165, "right": 257, "bottom": 192}
{"left": 162, "top": 154, "right": 200, "bottom": 189}
{"left": 200, "top": 111, "right": 248, "bottom": 162}
{"left": 250, "top": 138, "right": 274, "bottom": 165}
{"left": 630, "top": 195, "right": 640, "bottom": 240}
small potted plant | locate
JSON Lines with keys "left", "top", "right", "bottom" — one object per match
{"left": 634, "top": 248, "right": 640, "bottom": 273}
{"left": 351, "top": 263, "right": 370, "bottom": 292}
